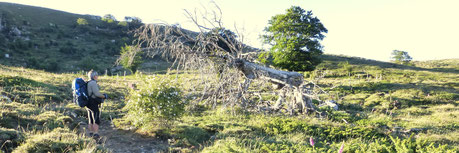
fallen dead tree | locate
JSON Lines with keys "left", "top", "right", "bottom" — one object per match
{"left": 132, "top": 4, "right": 319, "bottom": 115}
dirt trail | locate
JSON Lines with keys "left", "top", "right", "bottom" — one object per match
{"left": 80, "top": 121, "right": 168, "bottom": 153}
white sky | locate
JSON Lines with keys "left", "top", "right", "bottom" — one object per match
{"left": 1, "top": 0, "right": 458, "bottom": 61}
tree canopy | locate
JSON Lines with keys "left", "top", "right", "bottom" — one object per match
{"left": 391, "top": 50, "right": 412, "bottom": 65}
{"left": 76, "top": 18, "right": 88, "bottom": 26}
{"left": 117, "top": 45, "right": 143, "bottom": 74}
{"left": 262, "top": 6, "right": 327, "bottom": 71}
{"left": 102, "top": 14, "right": 116, "bottom": 23}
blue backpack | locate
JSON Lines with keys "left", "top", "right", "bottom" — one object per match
{"left": 72, "top": 78, "right": 91, "bottom": 107}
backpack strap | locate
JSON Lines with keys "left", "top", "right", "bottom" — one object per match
{"left": 87, "top": 80, "right": 95, "bottom": 98}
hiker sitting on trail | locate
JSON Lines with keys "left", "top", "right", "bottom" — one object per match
{"left": 86, "top": 70, "right": 108, "bottom": 139}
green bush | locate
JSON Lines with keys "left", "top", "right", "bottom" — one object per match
{"left": 124, "top": 76, "right": 185, "bottom": 127}
{"left": 76, "top": 18, "right": 88, "bottom": 25}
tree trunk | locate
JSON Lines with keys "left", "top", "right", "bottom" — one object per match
{"left": 235, "top": 59, "right": 303, "bottom": 86}
{"left": 235, "top": 59, "right": 315, "bottom": 113}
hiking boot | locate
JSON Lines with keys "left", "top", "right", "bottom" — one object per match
{"left": 93, "top": 133, "right": 100, "bottom": 139}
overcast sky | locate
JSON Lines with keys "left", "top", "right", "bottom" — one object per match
{"left": 1, "top": 0, "right": 458, "bottom": 61}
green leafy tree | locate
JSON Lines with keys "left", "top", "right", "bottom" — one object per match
{"left": 102, "top": 14, "right": 116, "bottom": 23}
{"left": 76, "top": 18, "right": 88, "bottom": 25}
{"left": 391, "top": 50, "right": 412, "bottom": 65}
{"left": 261, "top": 6, "right": 327, "bottom": 71}
{"left": 117, "top": 45, "right": 143, "bottom": 74}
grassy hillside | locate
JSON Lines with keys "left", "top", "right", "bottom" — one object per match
{"left": 1, "top": 55, "right": 457, "bottom": 152}
{"left": 0, "top": 2, "right": 139, "bottom": 72}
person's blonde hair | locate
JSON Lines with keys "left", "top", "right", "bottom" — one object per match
{"left": 88, "top": 70, "right": 98, "bottom": 80}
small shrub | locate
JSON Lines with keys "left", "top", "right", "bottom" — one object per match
{"left": 124, "top": 76, "right": 185, "bottom": 128}
{"left": 76, "top": 18, "right": 88, "bottom": 25}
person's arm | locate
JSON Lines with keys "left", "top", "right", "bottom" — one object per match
{"left": 88, "top": 81, "right": 105, "bottom": 99}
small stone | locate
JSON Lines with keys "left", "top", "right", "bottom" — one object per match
{"left": 0, "top": 95, "right": 12, "bottom": 103}
{"left": 70, "top": 112, "right": 78, "bottom": 118}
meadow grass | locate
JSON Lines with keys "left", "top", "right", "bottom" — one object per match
{"left": 1, "top": 58, "right": 458, "bottom": 152}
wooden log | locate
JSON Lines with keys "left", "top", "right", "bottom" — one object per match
{"left": 235, "top": 59, "right": 303, "bottom": 87}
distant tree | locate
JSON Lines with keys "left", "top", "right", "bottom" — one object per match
{"left": 124, "top": 16, "right": 143, "bottom": 30}
{"left": 391, "top": 50, "right": 412, "bottom": 65}
{"left": 124, "top": 16, "right": 142, "bottom": 23}
{"left": 76, "top": 18, "right": 88, "bottom": 25}
{"left": 118, "top": 21, "right": 128, "bottom": 27}
{"left": 102, "top": 14, "right": 116, "bottom": 23}
{"left": 261, "top": 6, "right": 327, "bottom": 71}
{"left": 338, "top": 61, "right": 353, "bottom": 76}
{"left": 117, "top": 45, "right": 143, "bottom": 74}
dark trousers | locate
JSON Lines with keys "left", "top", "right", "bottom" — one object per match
{"left": 86, "top": 97, "right": 103, "bottom": 125}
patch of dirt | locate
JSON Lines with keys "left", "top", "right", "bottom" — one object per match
{"left": 80, "top": 121, "right": 168, "bottom": 153}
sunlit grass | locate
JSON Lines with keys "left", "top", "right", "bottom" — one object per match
{"left": 1, "top": 58, "right": 458, "bottom": 152}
